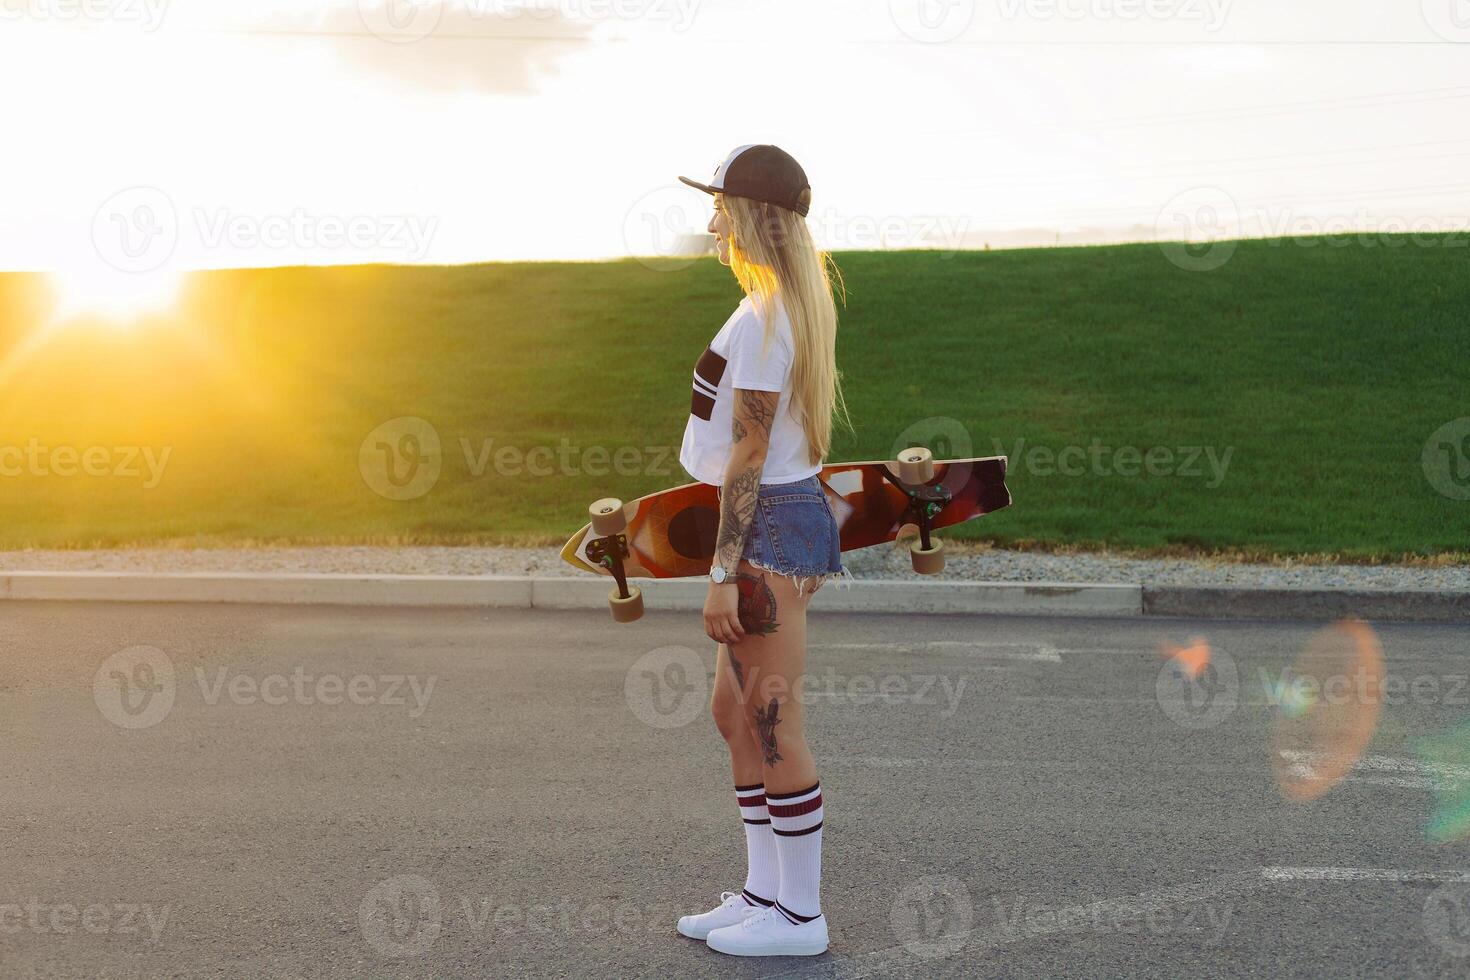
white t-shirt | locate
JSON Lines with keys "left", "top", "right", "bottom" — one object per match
{"left": 679, "top": 295, "right": 821, "bottom": 486}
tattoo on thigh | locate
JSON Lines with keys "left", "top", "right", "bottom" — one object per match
{"left": 736, "top": 572, "right": 779, "bottom": 636}
{"left": 755, "top": 698, "right": 783, "bottom": 767}
{"left": 728, "top": 649, "right": 746, "bottom": 690}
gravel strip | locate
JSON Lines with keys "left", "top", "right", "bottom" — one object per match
{"left": 0, "top": 545, "right": 1465, "bottom": 591}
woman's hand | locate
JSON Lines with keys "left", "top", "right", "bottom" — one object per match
{"left": 704, "top": 581, "right": 745, "bottom": 646}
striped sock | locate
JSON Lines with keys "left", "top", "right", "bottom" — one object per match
{"left": 767, "top": 782, "right": 824, "bottom": 920}
{"left": 736, "top": 783, "right": 778, "bottom": 906}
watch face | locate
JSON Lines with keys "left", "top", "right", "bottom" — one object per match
{"left": 711, "top": 566, "right": 726, "bottom": 584}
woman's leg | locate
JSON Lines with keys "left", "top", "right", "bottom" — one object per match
{"left": 727, "top": 563, "right": 826, "bottom": 926}
{"left": 710, "top": 641, "right": 779, "bottom": 907}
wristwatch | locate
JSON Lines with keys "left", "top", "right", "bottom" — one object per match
{"left": 710, "top": 565, "right": 730, "bottom": 585}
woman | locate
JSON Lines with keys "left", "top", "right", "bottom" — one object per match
{"left": 672, "top": 145, "right": 849, "bottom": 958}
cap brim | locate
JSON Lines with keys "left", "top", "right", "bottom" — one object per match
{"left": 678, "top": 176, "right": 721, "bottom": 196}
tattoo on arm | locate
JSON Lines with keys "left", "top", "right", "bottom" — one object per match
{"left": 755, "top": 698, "right": 783, "bottom": 767}
{"left": 716, "top": 389, "right": 778, "bottom": 572}
{"left": 734, "top": 389, "right": 777, "bottom": 442}
{"left": 716, "top": 465, "right": 760, "bottom": 573}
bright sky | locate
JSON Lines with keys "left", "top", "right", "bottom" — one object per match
{"left": 3, "top": 0, "right": 1469, "bottom": 272}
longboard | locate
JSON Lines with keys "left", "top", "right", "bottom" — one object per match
{"left": 561, "top": 453, "right": 1010, "bottom": 580}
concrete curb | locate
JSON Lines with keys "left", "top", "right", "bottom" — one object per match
{"left": 0, "top": 572, "right": 1466, "bottom": 622}
{"left": 1144, "top": 585, "right": 1470, "bottom": 624}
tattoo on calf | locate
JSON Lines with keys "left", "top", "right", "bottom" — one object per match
{"left": 755, "top": 697, "right": 783, "bottom": 767}
{"left": 728, "top": 649, "right": 746, "bottom": 690}
{"left": 736, "top": 572, "right": 779, "bottom": 635}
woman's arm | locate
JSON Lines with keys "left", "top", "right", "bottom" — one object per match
{"left": 704, "top": 388, "right": 778, "bottom": 645}
{"left": 716, "top": 388, "right": 777, "bottom": 573}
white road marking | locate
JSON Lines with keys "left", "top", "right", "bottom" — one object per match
{"left": 1277, "top": 750, "right": 1470, "bottom": 792}
{"left": 1260, "top": 867, "right": 1470, "bottom": 882}
{"left": 814, "top": 641, "right": 1062, "bottom": 662}
{"left": 761, "top": 865, "right": 1470, "bottom": 979}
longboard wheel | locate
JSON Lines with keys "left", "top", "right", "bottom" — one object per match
{"left": 609, "top": 585, "right": 644, "bottom": 623}
{"left": 590, "top": 498, "right": 627, "bottom": 536}
{"left": 911, "top": 538, "right": 945, "bottom": 574}
{"left": 897, "top": 447, "right": 935, "bottom": 484}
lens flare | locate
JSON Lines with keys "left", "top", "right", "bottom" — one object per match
{"left": 1270, "top": 618, "right": 1384, "bottom": 802}
{"left": 1160, "top": 636, "right": 1212, "bottom": 681}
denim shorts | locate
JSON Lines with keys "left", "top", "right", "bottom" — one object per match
{"left": 722, "top": 474, "right": 844, "bottom": 580}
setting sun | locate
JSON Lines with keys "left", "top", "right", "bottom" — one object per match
{"left": 47, "top": 266, "right": 185, "bottom": 326}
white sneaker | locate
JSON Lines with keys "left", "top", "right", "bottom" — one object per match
{"left": 705, "top": 904, "right": 829, "bottom": 957}
{"left": 676, "top": 891, "right": 764, "bottom": 941}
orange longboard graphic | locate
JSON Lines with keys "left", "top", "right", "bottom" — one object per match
{"left": 560, "top": 456, "right": 1010, "bottom": 579}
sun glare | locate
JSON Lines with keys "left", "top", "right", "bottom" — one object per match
{"left": 48, "top": 267, "right": 185, "bottom": 327}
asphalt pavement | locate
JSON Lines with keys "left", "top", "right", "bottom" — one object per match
{"left": 3, "top": 603, "right": 1470, "bottom": 978}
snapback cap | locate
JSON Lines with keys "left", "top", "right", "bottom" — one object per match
{"left": 679, "top": 144, "right": 812, "bottom": 217}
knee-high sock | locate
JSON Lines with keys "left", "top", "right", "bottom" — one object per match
{"left": 736, "top": 784, "right": 778, "bottom": 905}
{"left": 767, "top": 782, "right": 823, "bottom": 920}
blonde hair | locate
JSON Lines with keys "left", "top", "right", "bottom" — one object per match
{"left": 722, "top": 194, "right": 850, "bottom": 465}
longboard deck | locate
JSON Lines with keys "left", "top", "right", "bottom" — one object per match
{"left": 560, "top": 455, "right": 1009, "bottom": 580}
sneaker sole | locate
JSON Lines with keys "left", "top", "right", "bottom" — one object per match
{"left": 705, "top": 934, "right": 828, "bottom": 957}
